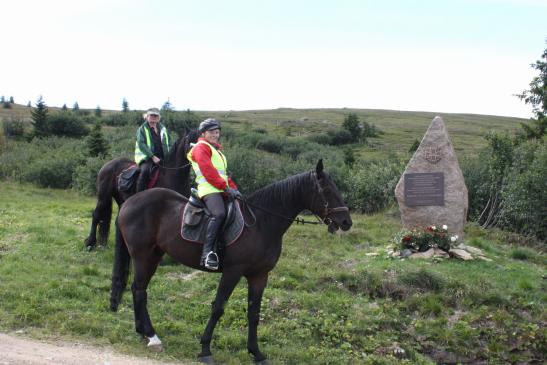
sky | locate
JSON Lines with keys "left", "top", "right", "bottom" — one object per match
{"left": 2, "top": 0, "right": 546, "bottom": 118}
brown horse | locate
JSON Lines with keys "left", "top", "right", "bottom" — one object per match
{"left": 110, "top": 160, "right": 352, "bottom": 364}
{"left": 84, "top": 129, "right": 198, "bottom": 249}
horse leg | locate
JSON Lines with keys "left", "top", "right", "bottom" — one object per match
{"left": 246, "top": 273, "right": 269, "bottom": 364}
{"left": 131, "top": 251, "right": 163, "bottom": 350}
{"left": 85, "top": 195, "right": 113, "bottom": 249}
{"left": 198, "top": 272, "right": 242, "bottom": 363}
{"left": 84, "top": 206, "right": 101, "bottom": 249}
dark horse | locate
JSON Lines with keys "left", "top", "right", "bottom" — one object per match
{"left": 84, "top": 129, "right": 198, "bottom": 250}
{"left": 110, "top": 160, "right": 352, "bottom": 364}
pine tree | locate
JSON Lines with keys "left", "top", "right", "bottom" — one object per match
{"left": 517, "top": 42, "right": 546, "bottom": 140}
{"left": 342, "top": 113, "right": 362, "bottom": 142}
{"left": 95, "top": 106, "right": 102, "bottom": 117}
{"left": 0, "top": 96, "right": 4, "bottom": 103}
{"left": 31, "top": 96, "right": 49, "bottom": 137}
{"left": 9, "top": 96, "right": 14, "bottom": 104}
{"left": 122, "top": 98, "right": 129, "bottom": 112}
{"left": 27, "top": 101, "right": 31, "bottom": 108}
{"left": 62, "top": 104, "right": 68, "bottom": 111}
{"left": 86, "top": 122, "right": 109, "bottom": 157}
{"left": 162, "top": 99, "right": 174, "bottom": 111}
{"left": 73, "top": 102, "right": 80, "bottom": 112}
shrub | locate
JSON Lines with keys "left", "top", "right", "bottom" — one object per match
{"left": 102, "top": 111, "right": 142, "bottom": 126}
{"left": 329, "top": 129, "right": 354, "bottom": 146}
{"left": 47, "top": 112, "right": 89, "bottom": 138}
{"left": 307, "top": 133, "right": 332, "bottom": 145}
{"left": 498, "top": 142, "right": 547, "bottom": 240}
{"left": 345, "top": 160, "right": 404, "bottom": 213}
{"left": 2, "top": 117, "right": 25, "bottom": 139}
{"left": 23, "top": 158, "right": 78, "bottom": 188}
{"left": 73, "top": 157, "right": 107, "bottom": 195}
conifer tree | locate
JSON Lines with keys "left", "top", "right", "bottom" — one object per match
{"left": 122, "top": 98, "right": 129, "bottom": 112}
{"left": 31, "top": 96, "right": 49, "bottom": 137}
{"left": 9, "top": 96, "right": 14, "bottom": 104}
{"left": 86, "top": 122, "right": 109, "bottom": 157}
{"left": 95, "top": 106, "right": 102, "bottom": 117}
{"left": 342, "top": 113, "right": 362, "bottom": 142}
{"left": 517, "top": 42, "right": 546, "bottom": 140}
{"left": 62, "top": 104, "right": 68, "bottom": 111}
{"left": 73, "top": 102, "right": 80, "bottom": 112}
{"left": 27, "top": 101, "right": 31, "bottom": 107}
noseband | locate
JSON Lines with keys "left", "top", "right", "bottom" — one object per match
{"left": 311, "top": 172, "right": 349, "bottom": 225}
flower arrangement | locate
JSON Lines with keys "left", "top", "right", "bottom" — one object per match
{"left": 396, "top": 225, "right": 458, "bottom": 253}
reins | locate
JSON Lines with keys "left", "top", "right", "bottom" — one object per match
{"left": 158, "top": 162, "right": 191, "bottom": 170}
{"left": 237, "top": 171, "right": 348, "bottom": 226}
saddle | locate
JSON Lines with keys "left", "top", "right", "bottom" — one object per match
{"left": 117, "top": 165, "right": 139, "bottom": 192}
{"left": 180, "top": 191, "right": 245, "bottom": 248}
{"left": 117, "top": 164, "right": 160, "bottom": 192}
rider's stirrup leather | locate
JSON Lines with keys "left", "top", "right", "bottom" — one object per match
{"left": 204, "top": 251, "right": 219, "bottom": 270}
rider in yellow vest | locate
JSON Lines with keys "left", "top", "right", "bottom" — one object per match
{"left": 187, "top": 118, "right": 241, "bottom": 270}
{"left": 134, "top": 108, "right": 170, "bottom": 192}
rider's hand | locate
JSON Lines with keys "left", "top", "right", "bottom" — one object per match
{"left": 225, "top": 188, "right": 242, "bottom": 200}
{"left": 152, "top": 156, "right": 161, "bottom": 164}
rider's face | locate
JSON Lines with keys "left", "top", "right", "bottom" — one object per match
{"left": 203, "top": 129, "right": 220, "bottom": 144}
{"left": 147, "top": 114, "right": 160, "bottom": 125}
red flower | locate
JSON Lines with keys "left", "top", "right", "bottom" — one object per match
{"left": 403, "top": 236, "right": 411, "bottom": 242}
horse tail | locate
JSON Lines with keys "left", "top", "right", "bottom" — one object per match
{"left": 110, "top": 215, "right": 130, "bottom": 312}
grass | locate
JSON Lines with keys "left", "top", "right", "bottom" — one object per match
{"left": 0, "top": 182, "right": 545, "bottom": 364}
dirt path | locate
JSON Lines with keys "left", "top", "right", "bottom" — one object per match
{"left": 0, "top": 333, "right": 193, "bottom": 365}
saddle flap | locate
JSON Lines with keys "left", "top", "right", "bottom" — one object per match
{"left": 117, "top": 165, "right": 138, "bottom": 192}
{"left": 183, "top": 204, "right": 204, "bottom": 227}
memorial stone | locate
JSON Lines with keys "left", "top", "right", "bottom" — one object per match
{"left": 395, "top": 116, "right": 468, "bottom": 240}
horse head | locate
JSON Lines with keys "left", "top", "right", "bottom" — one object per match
{"left": 310, "top": 159, "right": 352, "bottom": 233}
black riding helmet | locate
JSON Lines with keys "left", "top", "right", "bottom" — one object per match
{"left": 198, "top": 118, "right": 221, "bottom": 134}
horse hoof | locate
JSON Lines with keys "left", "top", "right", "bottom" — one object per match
{"left": 148, "top": 343, "right": 163, "bottom": 352}
{"left": 147, "top": 335, "right": 162, "bottom": 352}
{"left": 197, "top": 355, "right": 215, "bottom": 364}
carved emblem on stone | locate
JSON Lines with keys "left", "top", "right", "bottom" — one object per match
{"left": 423, "top": 145, "right": 442, "bottom": 164}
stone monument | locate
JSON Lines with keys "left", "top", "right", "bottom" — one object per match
{"left": 394, "top": 116, "right": 468, "bottom": 240}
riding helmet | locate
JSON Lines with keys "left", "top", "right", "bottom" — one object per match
{"left": 198, "top": 118, "right": 221, "bottom": 134}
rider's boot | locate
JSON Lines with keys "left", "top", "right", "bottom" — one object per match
{"left": 136, "top": 164, "right": 150, "bottom": 192}
{"left": 201, "top": 216, "right": 222, "bottom": 270}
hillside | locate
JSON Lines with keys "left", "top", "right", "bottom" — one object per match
{"left": 1, "top": 103, "right": 527, "bottom": 161}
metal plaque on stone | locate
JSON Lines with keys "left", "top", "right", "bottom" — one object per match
{"left": 404, "top": 172, "right": 444, "bottom": 206}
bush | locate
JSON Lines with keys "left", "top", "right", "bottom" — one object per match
{"left": 499, "top": 142, "right": 547, "bottom": 240}
{"left": 345, "top": 160, "right": 404, "bottom": 213}
{"left": 329, "top": 129, "right": 354, "bottom": 145}
{"left": 2, "top": 117, "right": 25, "bottom": 139}
{"left": 47, "top": 113, "right": 89, "bottom": 138}
{"left": 102, "top": 111, "right": 142, "bottom": 126}
{"left": 23, "top": 158, "right": 78, "bottom": 188}
{"left": 73, "top": 157, "right": 108, "bottom": 195}
{"left": 307, "top": 133, "right": 332, "bottom": 145}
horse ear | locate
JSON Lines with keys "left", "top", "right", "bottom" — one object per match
{"left": 316, "top": 159, "right": 324, "bottom": 177}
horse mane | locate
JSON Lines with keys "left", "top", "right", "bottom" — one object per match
{"left": 247, "top": 171, "right": 313, "bottom": 210}
{"left": 163, "top": 129, "right": 199, "bottom": 166}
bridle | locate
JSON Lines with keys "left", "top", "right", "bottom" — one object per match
{"left": 310, "top": 172, "right": 349, "bottom": 225}
{"left": 240, "top": 171, "right": 349, "bottom": 226}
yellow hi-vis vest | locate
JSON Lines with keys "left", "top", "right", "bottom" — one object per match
{"left": 187, "top": 140, "right": 229, "bottom": 198}
{"left": 134, "top": 125, "right": 170, "bottom": 164}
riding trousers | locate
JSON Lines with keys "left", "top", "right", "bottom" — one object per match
{"left": 203, "top": 193, "right": 227, "bottom": 222}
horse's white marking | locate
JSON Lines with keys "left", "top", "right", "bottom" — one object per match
{"left": 147, "top": 334, "right": 162, "bottom": 347}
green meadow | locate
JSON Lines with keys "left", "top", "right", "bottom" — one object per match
{"left": 0, "top": 182, "right": 544, "bottom": 364}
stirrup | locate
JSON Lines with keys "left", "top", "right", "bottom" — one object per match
{"left": 204, "top": 251, "right": 219, "bottom": 270}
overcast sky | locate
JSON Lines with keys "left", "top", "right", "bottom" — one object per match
{"left": 2, "top": 0, "right": 546, "bottom": 118}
